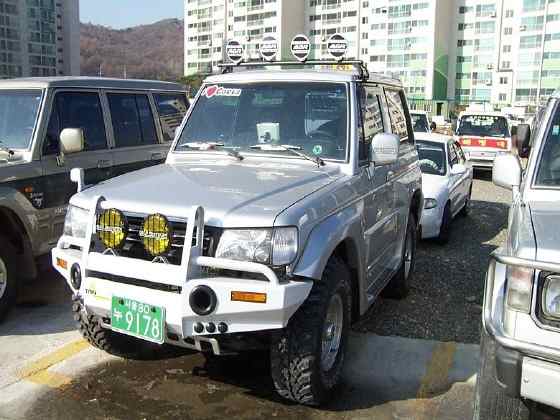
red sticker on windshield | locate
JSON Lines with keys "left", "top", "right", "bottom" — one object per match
{"left": 203, "top": 85, "right": 241, "bottom": 98}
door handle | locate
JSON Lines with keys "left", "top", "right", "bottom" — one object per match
{"left": 386, "top": 170, "right": 395, "bottom": 182}
{"left": 151, "top": 152, "right": 164, "bottom": 161}
{"left": 97, "top": 159, "right": 111, "bottom": 169}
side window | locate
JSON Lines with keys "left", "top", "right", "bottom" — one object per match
{"left": 107, "top": 93, "right": 158, "bottom": 148}
{"left": 358, "top": 85, "right": 384, "bottom": 162}
{"left": 454, "top": 142, "right": 466, "bottom": 164}
{"left": 385, "top": 89, "right": 413, "bottom": 143}
{"left": 154, "top": 93, "right": 189, "bottom": 142}
{"left": 44, "top": 91, "right": 107, "bottom": 155}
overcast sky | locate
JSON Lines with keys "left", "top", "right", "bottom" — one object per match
{"left": 80, "top": 0, "right": 183, "bottom": 28}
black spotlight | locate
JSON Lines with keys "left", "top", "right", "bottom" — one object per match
{"left": 70, "top": 264, "right": 82, "bottom": 290}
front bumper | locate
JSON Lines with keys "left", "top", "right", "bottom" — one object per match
{"left": 52, "top": 202, "right": 312, "bottom": 354}
{"left": 484, "top": 253, "right": 560, "bottom": 409}
{"left": 420, "top": 204, "right": 443, "bottom": 239}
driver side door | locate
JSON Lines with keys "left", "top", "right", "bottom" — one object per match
{"left": 40, "top": 89, "right": 114, "bottom": 245}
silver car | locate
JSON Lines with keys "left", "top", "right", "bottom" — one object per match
{"left": 475, "top": 90, "right": 560, "bottom": 418}
{"left": 0, "top": 77, "right": 189, "bottom": 320}
{"left": 52, "top": 65, "right": 423, "bottom": 406}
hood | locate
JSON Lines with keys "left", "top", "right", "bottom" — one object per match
{"left": 72, "top": 158, "right": 343, "bottom": 228}
{"left": 529, "top": 201, "right": 560, "bottom": 263}
{"left": 421, "top": 173, "right": 449, "bottom": 200}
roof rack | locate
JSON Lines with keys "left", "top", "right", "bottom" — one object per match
{"left": 218, "top": 60, "right": 370, "bottom": 81}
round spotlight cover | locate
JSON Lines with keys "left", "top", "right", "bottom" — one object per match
{"left": 226, "top": 39, "right": 244, "bottom": 65}
{"left": 260, "top": 35, "right": 278, "bottom": 62}
{"left": 291, "top": 34, "right": 311, "bottom": 62}
{"left": 140, "top": 214, "right": 172, "bottom": 256}
{"left": 327, "top": 33, "right": 348, "bottom": 61}
{"left": 96, "top": 209, "right": 127, "bottom": 249}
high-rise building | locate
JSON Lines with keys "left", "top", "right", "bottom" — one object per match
{"left": 449, "top": 0, "right": 560, "bottom": 106}
{"left": 184, "top": 0, "right": 560, "bottom": 106}
{"left": 0, "top": 0, "right": 80, "bottom": 79}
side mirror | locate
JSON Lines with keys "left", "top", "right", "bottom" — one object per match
{"left": 516, "top": 124, "right": 531, "bottom": 159}
{"left": 493, "top": 153, "right": 522, "bottom": 191}
{"left": 450, "top": 163, "right": 467, "bottom": 175}
{"left": 372, "top": 133, "right": 399, "bottom": 165}
{"left": 57, "top": 128, "right": 84, "bottom": 166}
{"left": 430, "top": 122, "right": 437, "bottom": 132}
{"left": 70, "top": 167, "right": 85, "bottom": 192}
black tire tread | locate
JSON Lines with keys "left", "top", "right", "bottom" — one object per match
{"left": 0, "top": 235, "right": 17, "bottom": 322}
{"left": 270, "top": 257, "right": 351, "bottom": 406}
{"left": 437, "top": 203, "right": 452, "bottom": 244}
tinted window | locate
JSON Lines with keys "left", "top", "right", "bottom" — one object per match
{"left": 45, "top": 91, "right": 107, "bottom": 154}
{"left": 177, "top": 83, "right": 348, "bottom": 161}
{"left": 411, "top": 113, "right": 430, "bottom": 133}
{"left": 358, "top": 86, "right": 384, "bottom": 161}
{"left": 449, "top": 142, "right": 459, "bottom": 165}
{"left": 535, "top": 104, "right": 560, "bottom": 187}
{"left": 154, "top": 93, "right": 189, "bottom": 142}
{"left": 416, "top": 140, "right": 446, "bottom": 175}
{"left": 454, "top": 142, "right": 466, "bottom": 163}
{"left": 385, "top": 89, "right": 412, "bottom": 142}
{"left": 108, "top": 93, "right": 158, "bottom": 148}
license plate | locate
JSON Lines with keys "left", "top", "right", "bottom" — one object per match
{"left": 111, "top": 296, "right": 165, "bottom": 344}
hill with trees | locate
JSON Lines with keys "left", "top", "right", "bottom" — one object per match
{"left": 81, "top": 19, "right": 184, "bottom": 82}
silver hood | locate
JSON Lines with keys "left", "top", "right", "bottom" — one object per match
{"left": 71, "top": 158, "right": 343, "bottom": 228}
{"left": 529, "top": 201, "right": 560, "bottom": 263}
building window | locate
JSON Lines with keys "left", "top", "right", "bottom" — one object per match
{"left": 502, "top": 61, "right": 511, "bottom": 69}
{"left": 504, "top": 27, "right": 512, "bottom": 35}
{"left": 500, "top": 77, "right": 508, "bottom": 84}
{"left": 503, "top": 45, "right": 511, "bottom": 53}
{"left": 499, "top": 93, "right": 507, "bottom": 101}
{"left": 505, "top": 9, "right": 514, "bottom": 18}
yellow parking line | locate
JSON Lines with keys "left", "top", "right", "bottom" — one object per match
{"left": 416, "top": 341, "right": 457, "bottom": 399}
{"left": 18, "top": 339, "right": 89, "bottom": 388}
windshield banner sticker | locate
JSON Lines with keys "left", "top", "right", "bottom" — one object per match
{"left": 203, "top": 85, "right": 242, "bottom": 99}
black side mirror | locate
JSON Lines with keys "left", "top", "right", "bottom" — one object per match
{"left": 516, "top": 124, "right": 531, "bottom": 159}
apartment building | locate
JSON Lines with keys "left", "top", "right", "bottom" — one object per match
{"left": 0, "top": 0, "right": 79, "bottom": 79}
{"left": 184, "top": 0, "right": 304, "bottom": 75}
{"left": 185, "top": 0, "right": 560, "bottom": 106}
{"left": 449, "top": 0, "right": 560, "bottom": 106}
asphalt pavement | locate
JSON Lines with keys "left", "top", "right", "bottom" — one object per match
{"left": 0, "top": 171, "right": 511, "bottom": 420}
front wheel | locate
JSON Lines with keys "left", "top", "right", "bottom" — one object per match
{"left": 0, "top": 235, "right": 17, "bottom": 322}
{"left": 437, "top": 203, "right": 452, "bottom": 244}
{"left": 270, "top": 256, "right": 351, "bottom": 406}
{"left": 473, "top": 330, "right": 530, "bottom": 420}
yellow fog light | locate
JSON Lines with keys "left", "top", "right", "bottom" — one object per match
{"left": 96, "top": 209, "right": 127, "bottom": 249}
{"left": 140, "top": 214, "right": 172, "bottom": 256}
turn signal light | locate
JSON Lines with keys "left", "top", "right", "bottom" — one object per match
{"left": 231, "top": 291, "right": 267, "bottom": 304}
{"left": 56, "top": 258, "right": 68, "bottom": 270}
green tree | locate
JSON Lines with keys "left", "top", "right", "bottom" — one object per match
{"left": 178, "top": 73, "right": 207, "bottom": 97}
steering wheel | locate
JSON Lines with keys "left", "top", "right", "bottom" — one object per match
{"left": 308, "top": 129, "right": 336, "bottom": 140}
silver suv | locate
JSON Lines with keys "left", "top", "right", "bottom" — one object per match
{"left": 0, "top": 77, "right": 188, "bottom": 320}
{"left": 52, "top": 64, "right": 423, "bottom": 406}
{"left": 475, "top": 90, "right": 560, "bottom": 418}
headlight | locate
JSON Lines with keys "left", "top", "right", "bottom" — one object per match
{"left": 542, "top": 275, "right": 560, "bottom": 320}
{"left": 63, "top": 205, "right": 89, "bottom": 239}
{"left": 215, "top": 227, "right": 298, "bottom": 266}
{"left": 424, "top": 198, "right": 438, "bottom": 209}
{"left": 505, "top": 265, "right": 534, "bottom": 313}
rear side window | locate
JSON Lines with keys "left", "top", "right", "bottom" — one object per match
{"left": 358, "top": 85, "right": 384, "bottom": 162}
{"left": 385, "top": 89, "right": 413, "bottom": 143}
{"left": 108, "top": 93, "right": 158, "bottom": 148}
{"left": 44, "top": 91, "right": 107, "bottom": 154}
{"left": 154, "top": 93, "right": 189, "bottom": 142}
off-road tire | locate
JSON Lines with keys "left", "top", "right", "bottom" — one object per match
{"left": 459, "top": 186, "right": 472, "bottom": 217}
{"left": 383, "top": 212, "right": 417, "bottom": 299}
{"left": 0, "top": 235, "right": 17, "bottom": 322}
{"left": 72, "top": 296, "right": 163, "bottom": 360}
{"left": 270, "top": 256, "right": 351, "bottom": 406}
{"left": 437, "top": 203, "right": 452, "bottom": 244}
{"left": 473, "top": 330, "right": 530, "bottom": 420}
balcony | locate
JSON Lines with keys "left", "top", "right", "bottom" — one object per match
{"left": 247, "top": 19, "right": 264, "bottom": 27}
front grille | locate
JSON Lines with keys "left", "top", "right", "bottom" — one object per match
{"left": 92, "top": 213, "right": 221, "bottom": 265}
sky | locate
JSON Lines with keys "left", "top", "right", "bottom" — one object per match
{"left": 80, "top": 0, "right": 183, "bottom": 29}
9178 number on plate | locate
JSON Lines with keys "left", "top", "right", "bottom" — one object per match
{"left": 111, "top": 297, "right": 165, "bottom": 344}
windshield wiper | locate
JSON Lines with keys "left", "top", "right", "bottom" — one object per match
{"left": 250, "top": 144, "right": 325, "bottom": 168}
{"left": 178, "top": 142, "right": 244, "bottom": 161}
{"left": 0, "top": 141, "right": 14, "bottom": 156}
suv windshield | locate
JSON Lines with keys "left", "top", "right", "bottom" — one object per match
{"left": 416, "top": 140, "right": 446, "bottom": 176}
{"left": 457, "top": 114, "right": 510, "bottom": 138}
{"left": 176, "top": 82, "right": 348, "bottom": 161}
{"left": 0, "top": 90, "right": 43, "bottom": 150}
{"left": 411, "top": 113, "right": 429, "bottom": 133}
{"left": 535, "top": 103, "right": 560, "bottom": 187}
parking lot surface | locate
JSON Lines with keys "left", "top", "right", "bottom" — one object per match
{"left": 0, "top": 172, "right": 510, "bottom": 420}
